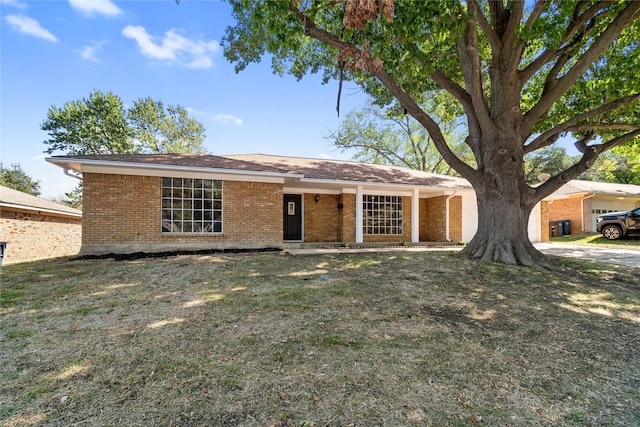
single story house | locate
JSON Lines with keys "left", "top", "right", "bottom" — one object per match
{"left": 0, "top": 185, "right": 82, "bottom": 264}
{"left": 546, "top": 179, "right": 640, "bottom": 235}
{"left": 46, "top": 153, "right": 547, "bottom": 256}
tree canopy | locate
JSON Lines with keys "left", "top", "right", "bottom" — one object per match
{"left": 41, "top": 90, "right": 206, "bottom": 155}
{"left": 222, "top": 0, "right": 640, "bottom": 267}
{"left": 0, "top": 164, "right": 41, "bottom": 196}
{"left": 326, "top": 96, "right": 472, "bottom": 175}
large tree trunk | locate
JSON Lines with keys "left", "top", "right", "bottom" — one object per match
{"left": 461, "top": 193, "right": 551, "bottom": 268}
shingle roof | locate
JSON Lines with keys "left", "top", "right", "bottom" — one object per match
{"left": 49, "top": 153, "right": 472, "bottom": 189}
{"left": 552, "top": 179, "right": 640, "bottom": 197}
{"left": 0, "top": 185, "right": 82, "bottom": 217}
{"left": 222, "top": 154, "right": 471, "bottom": 188}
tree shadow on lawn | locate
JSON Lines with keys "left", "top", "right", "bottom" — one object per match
{"left": 1, "top": 252, "right": 639, "bottom": 426}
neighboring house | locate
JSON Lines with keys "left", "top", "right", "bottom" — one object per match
{"left": 46, "top": 153, "right": 548, "bottom": 256}
{"left": 546, "top": 179, "right": 640, "bottom": 235}
{"left": 0, "top": 185, "right": 82, "bottom": 264}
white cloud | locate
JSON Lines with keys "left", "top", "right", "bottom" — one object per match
{"left": 68, "top": 0, "right": 122, "bottom": 17}
{"left": 122, "top": 25, "right": 219, "bottom": 68}
{"left": 76, "top": 40, "right": 107, "bottom": 62}
{"left": 215, "top": 114, "right": 243, "bottom": 126}
{"left": 4, "top": 15, "right": 57, "bottom": 42}
{"left": 0, "top": 0, "right": 28, "bottom": 9}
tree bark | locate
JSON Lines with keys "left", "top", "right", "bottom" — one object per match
{"left": 461, "top": 184, "right": 552, "bottom": 269}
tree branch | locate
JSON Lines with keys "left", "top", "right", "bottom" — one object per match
{"left": 457, "top": 18, "right": 493, "bottom": 137}
{"left": 519, "top": 1, "right": 615, "bottom": 83}
{"left": 291, "top": 3, "right": 480, "bottom": 182}
{"left": 468, "top": 0, "right": 500, "bottom": 50}
{"left": 523, "top": 0, "right": 547, "bottom": 32}
{"left": 524, "top": 93, "right": 640, "bottom": 153}
{"left": 522, "top": 2, "right": 640, "bottom": 134}
{"left": 532, "top": 127, "right": 640, "bottom": 202}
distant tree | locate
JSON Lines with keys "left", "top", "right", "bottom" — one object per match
{"left": 41, "top": 90, "right": 207, "bottom": 155}
{"left": 0, "top": 164, "right": 41, "bottom": 196}
{"left": 41, "top": 90, "right": 207, "bottom": 206}
{"left": 578, "top": 142, "right": 640, "bottom": 185}
{"left": 41, "top": 90, "right": 136, "bottom": 155}
{"left": 524, "top": 147, "right": 573, "bottom": 185}
{"left": 327, "top": 96, "right": 473, "bottom": 175}
{"left": 64, "top": 183, "right": 83, "bottom": 209}
{"left": 128, "top": 97, "right": 206, "bottom": 153}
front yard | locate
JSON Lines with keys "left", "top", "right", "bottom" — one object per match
{"left": 1, "top": 251, "right": 639, "bottom": 426}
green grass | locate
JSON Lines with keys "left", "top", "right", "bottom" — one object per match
{"left": 551, "top": 233, "right": 640, "bottom": 248}
{"left": 1, "top": 252, "right": 639, "bottom": 426}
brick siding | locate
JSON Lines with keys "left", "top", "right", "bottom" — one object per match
{"left": 0, "top": 209, "right": 81, "bottom": 263}
{"left": 538, "top": 200, "right": 549, "bottom": 241}
{"left": 422, "top": 195, "right": 463, "bottom": 241}
{"left": 548, "top": 196, "right": 584, "bottom": 235}
{"left": 304, "top": 194, "right": 341, "bottom": 242}
{"left": 81, "top": 173, "right": 283, "bottom": 255}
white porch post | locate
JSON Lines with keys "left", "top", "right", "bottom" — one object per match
{"left": 355, "top": 185, "right": 363, "bottom": 243}
{"left": 412, "top": 188, "right": 420, "bottom": 243}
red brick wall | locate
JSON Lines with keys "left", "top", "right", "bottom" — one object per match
{"left": 304, "top": 194, "right": 341, "bottom": 242}
{"left": 540, "top": 200, "right": 550, "bottom": 242}
{"left": 0, "top": 209, "right": 81, "bottom": 263}
{"left": 339, "top": 194, "right": 356, "bottom": 242}
{"left": 548, "top": 196, "right": 584, "bottom": 235}
{"left": 424, "top": 196, "right": 447, "bottom": 241}
{"left": 448, "top": 196, "right": 463, "bottom": 242}
{"left": 81, "top": 173, "right": 283, "bottom": 255}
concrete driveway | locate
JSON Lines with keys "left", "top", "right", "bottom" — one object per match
{"left": 534, "top": 242, "right": 640, "bottom": 268}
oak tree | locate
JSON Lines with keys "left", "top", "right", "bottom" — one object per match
{"left": 222, "top": 0, "right": 640, "bottom": 267}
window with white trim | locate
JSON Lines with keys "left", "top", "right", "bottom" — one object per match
{"left": 363, "top": 195, "right": 403, "bottom": 235}
{"left": 161, "top": 178, "right": 222, "bottom": 233}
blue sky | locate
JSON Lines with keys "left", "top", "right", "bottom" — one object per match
{"left": 1, "top": 0, "right": 367, "bottom": 198}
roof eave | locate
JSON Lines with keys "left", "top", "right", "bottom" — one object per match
{"left": 46, "top": 157, "right": 305, "bottom": 181}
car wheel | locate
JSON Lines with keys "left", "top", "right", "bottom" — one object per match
{"left": 602, "top": 225, "right": 622, "bottom": 240}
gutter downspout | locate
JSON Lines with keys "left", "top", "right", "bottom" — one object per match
{"left": 445, "top": 191, "right": 456, "bottom": 242}
{"left": 581, "top": 193, "right": 595, "bottom": 232}
{"left": 64, "top": 169, "right": 83, "bottom": 180}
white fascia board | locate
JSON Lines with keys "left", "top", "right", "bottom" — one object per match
{"left": 301, "top": 178, "right": 471, "bottom": 194}
{"left": 46, "top": 158, "right": 302, "bottom": 184}
{"left": 283, "top": 187, "right": 343, "bottom": 195}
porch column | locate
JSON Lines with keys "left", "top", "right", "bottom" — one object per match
{"left": 412, "top": 188, "right": 420, "bottom": 243}
{"left": 355, "top": 185, "right": 363, "bottom": 243}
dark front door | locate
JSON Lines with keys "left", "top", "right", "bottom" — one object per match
{"left": 283, "top": 194, "right": 302, "bottom": 241}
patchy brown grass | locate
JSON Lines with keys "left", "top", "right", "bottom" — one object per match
{"left": 1, "top": 252, "right": 639, "bottom": 426}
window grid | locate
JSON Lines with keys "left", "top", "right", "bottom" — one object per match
{"left": 161, "top": 178, "right": 222, "bottom": 234}
{"left": 363, "top": 195, "right": 403, "bottom": 235}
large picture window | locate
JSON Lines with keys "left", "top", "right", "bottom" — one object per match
{"left": 363, "top": 195, "right": 403, "bottom": 235}
{"left": 161, "top": 178, "right": 222, "bottom": 233}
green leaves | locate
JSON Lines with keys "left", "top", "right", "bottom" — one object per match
{"left": 0, "top": 164, "right": 41, "bottom": 196}
{"left": 41, "top": 90, "right": 136, "bottom": 155}
{"left": 41, "top": 90, "right": 206, "bottom": 156}
{"left": 128, "top": 98, "right": 206, "bottom": 154}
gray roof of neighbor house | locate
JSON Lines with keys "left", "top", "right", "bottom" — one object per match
{"left": 0, "top": 185, "right": 82, "bottom": 217}
{"left": 551, "top": 179, "right": 640, "bottom": 197}
{"left": 46, "top": 153, "right": 473, "bottom": 190}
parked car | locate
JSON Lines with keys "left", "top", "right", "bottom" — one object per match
{"left": 596, "top": 207, "right": 640, "bottom": 240}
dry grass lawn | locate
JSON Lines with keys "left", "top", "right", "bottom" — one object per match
{"left": 1, "top": 251, "right": 639, "bottom": 426}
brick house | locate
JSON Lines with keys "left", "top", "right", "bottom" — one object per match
{"left": 546, "top": 180, "right": 640, "bottom": 235}
{"left": 47, "top": 153, "right": 546, "bottom": 256}
{"left": 0, "top": 185, "right": 82, "bottom": 263}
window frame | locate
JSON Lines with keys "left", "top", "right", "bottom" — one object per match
{"left": 362, "top": 195, "right": 404, "bottom": 235}
{"left": 161, "top": 177, "right": 223, "bottom": 234}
